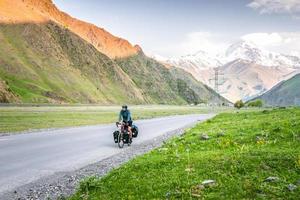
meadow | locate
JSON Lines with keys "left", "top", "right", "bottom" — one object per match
{"left": 70, "top": 107, "right": 300, "bottom": 199}
{"left": 0, "top": 105, "right": 228, "bottom": 133}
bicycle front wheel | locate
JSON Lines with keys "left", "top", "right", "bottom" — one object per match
{"left": 118, "top": 133, "right": 124, "bottom": 148}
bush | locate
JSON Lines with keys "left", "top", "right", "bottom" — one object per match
{"left": 247, "top": 99, "right": 263, "bottom": 107}
{"left": 234, "top": 100, "right": 244, "bottom": 109}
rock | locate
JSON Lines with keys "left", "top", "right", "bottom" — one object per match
{"left": 165, "top": 192, "right": 171, "bottom": 198}
{"left": 201, "top": 180, "right": 216, "bottom": 187}
{"left": 287, "top": 184, "right": 297, "bottom": 191}
{"left": 264, "top": 176, "right": 280, "bottom": 182}
{"left": 191, "top": 184, "right": 205, "bottom": 196}
{"left": 191, "top": 193, "right": 201, "bottom": 197}
{"left": 217, "top": 132, "right": 225, "bottom": 137}
{"left": 200, "top": 134, "right": 210, "bottom": 140}
{"left": 185, "top": 168, "right": 193, "bottom": 172}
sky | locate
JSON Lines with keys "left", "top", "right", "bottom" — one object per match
{"left": 53, "top": 0, "right": 300, "bottom": 58}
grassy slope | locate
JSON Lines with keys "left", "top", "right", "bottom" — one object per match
{"left": 0, "top": 22, "right": 228, "bottom": 105}
{"left": 116, "top": 54, "right": 229, "bottom": 105}
{"left": 256, "top": 74, "right": 300, "bottom": 106}
{"left": 0, "top": 105, "right": 222, "bottom": 133}
{"left": 169, "top": 67, "right": 229, "bottom": 104}
{"left": 71, "top": 108, "right": 300, "bottom": 199}
{"left": 0, "top": 22, "right": 144, "bottom": 104}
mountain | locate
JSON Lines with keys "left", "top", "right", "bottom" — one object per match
{"left": 0, "top": 0, "right": 140, "bottom": 59}
{"left": 116, "top": 54, "right": 228, "bottom": 104}
{"left": 161, "top": 51, "right": 222, "bottom": 83}
{"left": 0, "top": 0, "right": 227, "bottom": 104}
{"left": 226, "top": 41, "right": 300, "bottom": 68}
{"left": 163, "top": 40, "right": 300, "bottom": 102}
{"left": 0, "top": 21, "right": 144, "bottom": 104}
{"left": 253, "top": 74, "right": 300, "bottom": 106}
{"left": 166, "top": 50, "right": 223, "bottom": 70}
{"left": 218, "top": 59, "right": 298, "bottom": 102}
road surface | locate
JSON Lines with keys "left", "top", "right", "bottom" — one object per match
{"left": 0, "top": 114, "right": 214, "bottom": 194}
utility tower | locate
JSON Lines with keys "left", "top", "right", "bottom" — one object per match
{"left": 209, "top": 68, "right": 224, "bottom": 93}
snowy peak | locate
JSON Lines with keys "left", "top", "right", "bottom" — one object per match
{"left": 225, "top": 40, "right": 300, "bottom": 68}
{"left": 158, "top": 40, "right": 300, "bottom": 71}
{"left": 156, "top": 39, "right": 300, "bottom": 102}
{"left": 226, "top": 40, "right": 262, "bottom": 61}
{"left": 166, "top": 50, "right": 223, "bottom": 70}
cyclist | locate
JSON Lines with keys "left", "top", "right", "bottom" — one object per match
{"left": 119, "top": 105, "right": 133, "bottom": 141}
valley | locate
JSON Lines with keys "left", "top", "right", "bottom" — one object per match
{"left": 0, "top": 105, "right": 226, "bottom": 134}
{"left": 0, "top": 0, "right": 228, "bottom": 105}
{"left": 160, "top": 41, "right": 300, "bottom": 102}
{"left": 0, "top": 0, "right": 299, "bottom": 199}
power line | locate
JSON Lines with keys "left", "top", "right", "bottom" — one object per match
{"left": 209, "top": 68, "right": 224, "bottom": 93}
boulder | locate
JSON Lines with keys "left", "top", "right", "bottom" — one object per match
{"left": 200, "top": 134, "right": 210, "bottom": 140}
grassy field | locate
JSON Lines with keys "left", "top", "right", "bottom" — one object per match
{"left": 70, "top": 108, "right": 300, "bottom": 199}
{"left": 0, "top": 105, "right": 229, "bottom": 133}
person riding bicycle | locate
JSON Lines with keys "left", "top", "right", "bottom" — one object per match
{"left": 119, "top": 105, "right": 133, "bottom": 140}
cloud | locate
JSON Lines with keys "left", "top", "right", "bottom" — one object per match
{"left": 179, "top": 32, "right": 230, "bottom": 56}
{"left": 146, "top": 31, "right": 231, "bottom": 58}
{"left": 241, "top": 32, "right": 300, "bottom": 54}
{"left": 241, "top": 33, "right": 283, "bottom": 46}
{"left": 149, "top": 31, "right": 300, "bottom": 58}
{"left": 247, "top": 0, "right": 300, "bottom": 15}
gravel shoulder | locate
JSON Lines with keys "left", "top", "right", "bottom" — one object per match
{"left": 1, "top": 121, "right": 200, "bottom": 200}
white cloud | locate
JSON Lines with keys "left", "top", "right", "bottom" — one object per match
{"left": 179, "top": 32, "right": 230, "bottom": 56}
{"left": 149, "top": 31, "right": 300, "bottom": 58}
{"left": 241, "top": 32, "right": 300, "bottom": 55}
{"left": 241, "top": 33, "right": 283, "bottom": 46}
{"left": 247, "top": 0, "right": 300, "bottom": 14}
{"left": 146, "top": 31, "right": 231, "bottom": 58}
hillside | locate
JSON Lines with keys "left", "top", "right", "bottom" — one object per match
{"left": 254, "top": 74, "right": 300, "bottom": 106}
{"left": 116, "top": 55, "right": 228, "bottom": 104}
{"left": 169, "top": 67, "right": 229, "bottom": 104}
{"left": 0, "top": 0, "right": 227, "bottom": 104}
{"left": 0, "top": 22, "right": 145, "bottom": 104}
{"left": 0, "top": 0, "right": 140, "bottom": 59}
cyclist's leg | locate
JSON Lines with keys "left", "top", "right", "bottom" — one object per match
{"left": 128, "top": 126, "right": 132, "bottom": 139}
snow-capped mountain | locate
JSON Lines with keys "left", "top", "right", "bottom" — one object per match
{"left": 157, "top": 51, "right": 223, "bottom": 81}
{"left": 226, "top": 41, "right": 300, "bottom": 68}
{"left": 167, "top": 50, "right": 223, "bottom": 70}
{"left": 158, "top": 40, "right": 300, "bottom": 102}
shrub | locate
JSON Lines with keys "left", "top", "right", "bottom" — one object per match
{"left": 234, "top": 100, "right": 244, "bottom": 109}
{"left": 247, "top": 99, "right": 263, "bottom": 107}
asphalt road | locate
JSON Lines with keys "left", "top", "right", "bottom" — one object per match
{"left": 0, "top": 114, "right": 214, "bottom": 194}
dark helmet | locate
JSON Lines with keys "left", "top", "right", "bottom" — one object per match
{"left": 122, "top": 105, "right": 128, "bottom": 109}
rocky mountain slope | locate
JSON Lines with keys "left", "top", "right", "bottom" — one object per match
{"left": 253, "top": 74, "right": 300, "bottom": 106}
{"left": 0, "top": 0, "right": 140, "bottom": 59}
{"left": 163, "top": 40, "right": 300, "bottom": 102}
{"left": 0, "top": 0, "right": 227, "bottom": 104}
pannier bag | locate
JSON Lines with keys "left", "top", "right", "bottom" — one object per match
{"left": 113, "top": 131, "right": 119, "bottom": 143}
{"left": 132, "top": 125, "right": 139, "bottom": 138}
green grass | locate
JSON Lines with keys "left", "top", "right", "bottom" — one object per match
{"left": 70, "top": 108, "right": 300, "bottom": 199}
{"left": 0, "top": 105, "right": 226, "bottom": 133}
